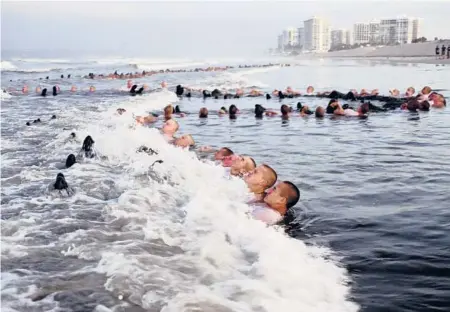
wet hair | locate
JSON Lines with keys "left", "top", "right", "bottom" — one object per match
{"left": 136, "top": 87, "right": 144, "bottom": 95}
{"left": 199, "top": 107, "right": 208, "bottom": 118}
{"left": 40, "top": 88, "right": 48, "bottom": 96}
{"left": 296, "top": 102, "right": 303, "bottom": 111}
{"left": 54, "top": 173, "right": 68, "bottom": 190}
{"left": 82, "top": 135, "right": 95, "bottom": 158}
{"left": 175, "top": 105, "right": 181, "bottom": 113}
{"left": 220, "top": 147, "right": 234, "bottom": 157}
{"left": 203, "top": 90, "right": 211, "bottom": 98}
{"left": 26, "top": 121, "right": 31, "bottom": 126}
{"left": 52, "top": 86, "right": 57, "bottom": 96}
{"left": 249, "top": 157, "right": 257, "bottom": 169}
{"left": 315, "top": 106, "right": 325, "bottom": 118}
{"left": 220, "top": 106, "right": 228, "bottom": 113}
{"left": 51, "top": 115, "right": 57, "bottom": 119}
{"left": 65, "top": 154, "right": 76, "bottom": 168}
{"left": 262, "top": 164, "right": 277, "bottom": 188}
{"left": 407, "top": 99, "right": 420, "bottom": 112}
{"left": 229, "top": 104, "right": 238, "bottom": 115}
{"left": 281, "top": 104, "right": 290, "bottom": 115}
{"left": 61, "top": 74, "right": 64, "bottom": 79}
{"left": 419, "top": 101, "right": 430, "bottom": 111}
{"left": 360, "top": 103, "right": 370, "bottom": 115}
{"left": 326, "top": 99, "right": 338, "bottom": 114}
{"left": 266, "top": 94, "right": 271, "bottom": 100}
{"left": 70, "top": 132, "right": 76, "bottom": 138}
{"left": 130, "top": 85, "right": 138, "bottom": 94}
{"left": 278, "top": 91, "right": 285, "bottom": 99}
{"left": 283, "top": 181, "right": 300, "bottom": 209}
{"left": 175, "top": 85, "right": 184, "bottom": 96}
{"left": 164, "top": 105, "right": 174, "bottom": 116}
{"left": 254, "top": 104, "right": 265, "bottom": 118}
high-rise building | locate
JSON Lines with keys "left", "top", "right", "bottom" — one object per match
{"left": 368, "top": 20, "right": 380, "bottom": 43}
{"left": 345, "top": 29, "right": 353, "bottom": 45}
{"left": 331, "top": 29, "right": 346, "bottom": 47}
{"left": 297, "top": 27, "right": 305, "bottom": 48}
{"left": 277, "top": 34, "right": 284, "bottom": 52}
{"left": 332, "top": 29, "right": 352, "bottom": 47}
{"left": 282, "top": 27, "right": 298, "bottom": 47}
{"left": 353, "top": 23, "right": 370, "bottom": 44}
{"left": 304, "top": 17, "right": 330, "bottom": 52}
{"left": 412, "top": 18, "right": 421, "bottom": 40}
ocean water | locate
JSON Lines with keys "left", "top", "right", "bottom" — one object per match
{"left": 1, "top": 56, "right": 449, "bottom": 312}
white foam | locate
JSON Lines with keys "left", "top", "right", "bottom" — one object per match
{"left": 48, "top": 90, "right": 358, "bottom": 311}
{"left": 1, "top": 61, "right": 17, "bottom": 71}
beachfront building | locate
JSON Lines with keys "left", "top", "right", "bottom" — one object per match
{"left": 304, "top": 17, "right": 331, "bottom": 52}
{"left": 331, "top": 29, "right": 352, "bottom": 47}
{"left": 412, "top": 18, "right": 422, "bottom": 41}
{"left": 277, "top": 34, "right": 284, "bottom": 52}
{"left": 297, "top": 27, "right": 305, "bottom": 49}
{"left": 353, "top": 17, "right": 422, "bottom": 45}
{"left": 345, "top": 29, "right": 353, "bottom": 45}
{"left": 353, "top": 20, "right": 379, "bottom": 45}
{"left": 283, "top": 27, "right": 299, "bottom": 47}
{"left": 353, "top": 23, "right": 369, "bottom": 44}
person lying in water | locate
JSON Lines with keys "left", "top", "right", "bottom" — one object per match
{"left": 251, "top": 181, "right": 300, "bottom": 225}
{"left": 244, "top": 164, "right": 278, "bottom": 201}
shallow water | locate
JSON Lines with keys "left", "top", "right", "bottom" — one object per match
{"left": 1, "top": 57, "right": 450, "bottom": 312}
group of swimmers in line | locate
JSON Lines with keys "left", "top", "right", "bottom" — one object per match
{"left": 7, "top": 81, "right": 447, "bottom": 112}
{"left": 45, "top": 113, "right": 299, "bottom": 224}
{"left": 82, "top": 63, "right": 290, "bottom": 80}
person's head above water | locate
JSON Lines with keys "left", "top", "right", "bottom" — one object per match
{"left": 199, "top": 107, "right": 208, "bottom": 118}
{"left": 255, "top": 104, "right": 266, "bottom": 118}
{"left": 229, "top": 104, "right": 238, "bottom": 115}
{"left": 421, "top": 86, "right": 432, "bottom": 95}
{"left": 280, "top": 104, "right": 290, "bottom": 116}
{"left": 214, "top": 147, "right": 233, "bottom": 160}
{"left": 162, "top": 119, "right": 179, "bottom": 136}
{"left": 315, "top": 106, "right": 325, "bottom": 118}
{"left": 306, "top": 86, "right": 314, "bottom": 94}
{"left": 230, "top": 156, "right": 256, "bottom": 177}
{"left": 326, "top": 99, "right": 339, "bottom": 114}
{"left": 264, "top": 181, "right": 300, "bottom": 216}
{"left": 244, "top": 164, "right": 277, "bottom": 194}
{"left": 174, "top": 134, "right": 195, "bottom": 148}
{"left": 164, "top": 105, "right": 174, "bottom": 117}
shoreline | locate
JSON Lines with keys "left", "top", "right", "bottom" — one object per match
{"left": 324, "top": 56, "right": 450, "bottom": 65}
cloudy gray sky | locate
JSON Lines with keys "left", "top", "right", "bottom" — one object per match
{"left": 2, "top": 0, "right": 449, "bottom": 58}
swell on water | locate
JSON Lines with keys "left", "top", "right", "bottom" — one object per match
{"left": 1, "top": 86, "right": 358, "bottom": 311}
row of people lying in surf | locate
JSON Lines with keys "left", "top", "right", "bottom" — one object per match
{"left": 81, "top": 63, "right": 289, "bottom": 80}
{"left": 174, "top": 84, "right": 443, "bottom": 103}
{"left": 135, "top": 119, "right": 300, "bottom": 225}
{"left": 127, "top": 94, "right": 444, "bottom": 126}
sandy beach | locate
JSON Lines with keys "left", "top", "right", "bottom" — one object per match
{"left": 311, "top": 41, "right": 450, "bottom": 65}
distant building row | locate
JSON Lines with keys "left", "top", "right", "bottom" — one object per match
{"left": 276, "top": 16, "right": 422, "bottom": 53}
{"left": 353, "top": 17, "right": 421, "bottom": 45}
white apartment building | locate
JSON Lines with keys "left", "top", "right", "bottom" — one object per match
{"left": 277, "top": 34, "right": 284, "bottom": 51}
{"left": 282, "top": 27, "right": 298, "bottom": 47}
{"left": 331, "top": 29, "right": 352, "bottom": 47}
{"left": 354, "top": 17, "right": 421, "bottom": 45}
{"left": 353, "top": 23, "right": 369, "bottom": 44}
{"left": 345, "top": 29, "right": 353, "bottom": 45}
{"left": 412, "top": 18, "right": 421, "bottom": 40}
{"left": 304, "top": 17, "right": 331, "bottom": 52}
{"left": 297, "top": 27, "right": 305, "bottom": 48}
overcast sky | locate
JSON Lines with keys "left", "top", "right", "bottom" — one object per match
{"left": 2, "top": 0, "right": 450, "bottom": 58}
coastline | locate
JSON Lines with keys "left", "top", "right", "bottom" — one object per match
{"left": 297, "top": 41, "right": 450, "bottom": 65}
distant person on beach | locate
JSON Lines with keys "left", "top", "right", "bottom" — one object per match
{"left": 447, "top": 46, "right": 450, "bottom": 59}
{"left": 442, "top": 45, "right": 446, "bottom": 59}
{"left": 436, "top": 45, "right": 440, "bottom": 59}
